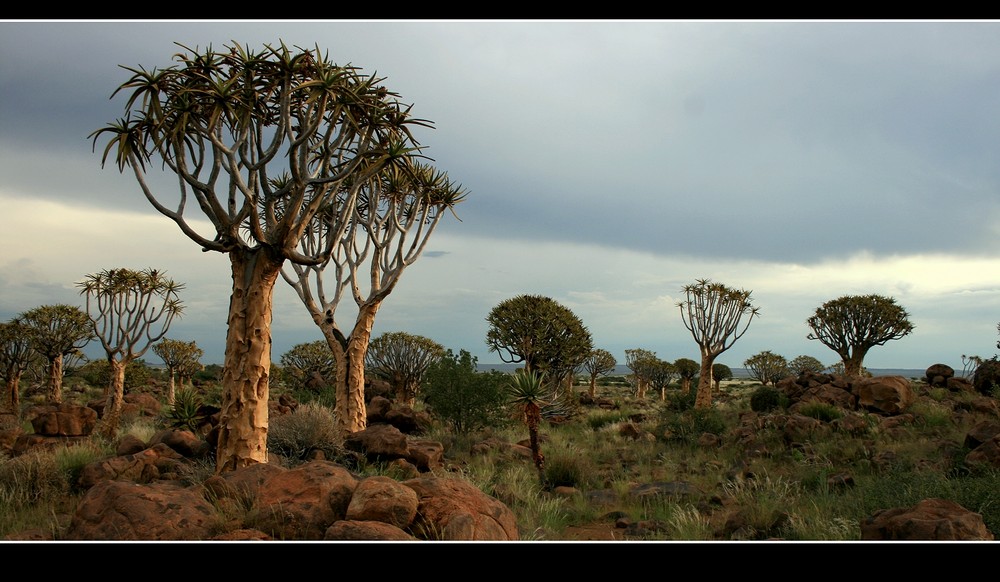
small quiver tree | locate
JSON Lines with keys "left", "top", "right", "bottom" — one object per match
{"left": 0, "top": 319, "right": 34, "bottom": 414}
{"left": 507, "top": 369, "right": 549, "bottom": 488}
{"left": 79, "top": 268, "right": 183, "bottom": 438}
{"left": 711, "top": 362, "right": 733, "bottom": 393}
{"left": 152, "top": 338, "right": 203, "bottom": 406}
{"left": 580, "top": 348, "right": 617, "bottom": 398}
{"left": 365, "top": 332, "right": 445, "bottom": 406}
{"left": 18, "top": 304, "right": 94, "bottom": 404}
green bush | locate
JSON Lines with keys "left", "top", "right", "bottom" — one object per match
{"left": 422, "top": 349, "right": 510, "bottom": 434}
{"left": 664, "top": 389, "right": 696, "bottom": 412}
{"left": 543, "top": 445, "right": 595, "bottom": 488}
{"left": 267, "top": 402, "right": 341, "bottom": 463}
{"left": 798, "top": 401, "right": 843, "bottom": 422}
{"left": 750, "top": 385, "right": 787, "bottom": 413}
{"left": 76, "top": 359, "right": 153, "bottom": 390}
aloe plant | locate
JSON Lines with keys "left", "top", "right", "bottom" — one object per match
{"left": 508, "top": 370, "right": 549, "bottom": 487}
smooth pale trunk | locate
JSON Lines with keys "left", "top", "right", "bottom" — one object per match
{"left": 47, "top": 354, "right": 64, "bottom": 404}
{"left": 694, "top": 352, "right": 716, "bottom": 409}
{"left": 340, "top": 302, "right": 381, "bottom": 435}
{"left": 215, "top": 249, "right": 282, "bottom": 473}
{"left": 99, "top": 359, "right": 127, "bottom": 438}
{"left": 589, "top": 378, "right": 597, "bottom": 398}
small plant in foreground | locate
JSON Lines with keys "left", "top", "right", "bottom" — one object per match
{"left": 798, "top": 401, "right": 843, "bottom": 422}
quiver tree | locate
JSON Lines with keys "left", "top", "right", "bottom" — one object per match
{"left": 624, "top": 348, "right": 657, "bottom": 399}
{"left": 92, "top": 41, "right": 427, "bottom": 470}
{"left": 649, "top": 358, "right": 678, "bottom": 401}
{"left": 0, "top": 319, "right": 34, "bottom": 413}
{"left": 743, "top": 350, "right": 789, "bottom": 386}
{"left": 19, "top": 304, "right": 94, "bottom": 404}
{"left": 279, "top": 340, "right": 337, "bottom": 391}
{"left": 486, "top": 295, "right": 593, "bottom": 393}
{"left": 806, "top": 294, "right": 913, "bottom": 377}
{"left": 678, "top": 279, "right": 760, "bottom": 409}
{"left": 673, "top": 357, "right": 700, "bottom": 394}
{"left": 507, "top": 369, "right": 548, "bottom": 488}
{"left": 282, "top": 161, "right": 467, "bottom": 436}
{"left": 79, "top": 268, "right": 183, "bottom": 438}
{"left": 788, "top": 354, "right": 825, "bottom": 375}
{"left": 711, "top": 362, "right": 733, "bottom": 392}
{"left": 580, "top": 348, "right": 617, "bottom": 398}
{"left": 152, "top": 338, "right": 203, "bottom": 405}
{"left": 365, "top": 331, "right": 445, "bottom": 406}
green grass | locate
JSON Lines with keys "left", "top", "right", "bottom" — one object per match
{"left": 3, "top": 377, "right": 999, "bottom": 541}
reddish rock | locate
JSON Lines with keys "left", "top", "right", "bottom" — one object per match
{"left": 404, "top": 476, "right": 519, "bottom": 541}
{"left": 853, "top": 376, "right": 915, "bottom": 415}
{"left": 346, "top": 475, "right": 419, "bottom": 528}
{"left": 861, "top": 498, "right": 993, "bottom": 540}
{"left": 65, "top": 480, "right": 216, "bottom": 541}
{"left": 24, "top": 403, "right": 97, "bottom": 436}
{"left": 324, "top": 520, "right": 416, "bottom": 541}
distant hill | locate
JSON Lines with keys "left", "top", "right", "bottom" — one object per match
{"left": 476, "top": 363, "right": 931, "bottom": 380}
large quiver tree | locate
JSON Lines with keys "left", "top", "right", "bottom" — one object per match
{"left": 92, "top": 41, "right": 424, "bottom": 471}
{"left": 806, "top": 293, "right": 913, "bottom": 377}
{"left": 282, "top": 162, "right": 466, "bottom": 436}
{"left": 677, "top": 279, "right": 759, "bottom": 409}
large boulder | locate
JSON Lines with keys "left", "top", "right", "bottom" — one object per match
{"left": 345, "top": 475, "right": 419, "bottom": 528}
{"left": 24, "top": 403, "right": 97, "bottom": 436}
{"left": 403, "top": 475, "right": 519, "bottom": 541}
{"left": 861, "top": 498, "right": 993, "bottom": 540}
{"left": 852, "top": 376, "right": 915, "bottom": 415}
{"left": 925, "top": 363, "right": 954, "bottom": 388}
{"left": 65, "top": 480, "right": 217, "bottom": 541}
{"left": 972, "top": 358, "right": 1000, "bottom": 397}
{"left": 77, "top": 442, "right": 191, "bottom": 488}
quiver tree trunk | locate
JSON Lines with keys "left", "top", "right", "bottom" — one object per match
{"left": 338, "top": 302, "right": 381, "bottom": 436}
{"left": 215, "top": 249, "right": 282, "bottom": 473}
{"left": 98, "top": 359, "right": 127, "bottom": 439}
{"left": 5, "top": 372, "right": 21, "bottom": 414}
{"left": 694, "top": 354, "right": 716, "bottom": 409}
{"left": 48, "top": 354, "right": 64, "bottom": 404}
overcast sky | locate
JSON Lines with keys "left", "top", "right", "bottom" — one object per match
{"left": 2, "top": 19, "right": 1000, "bottom": 372}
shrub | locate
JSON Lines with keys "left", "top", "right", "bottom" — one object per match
{"left": 750, "top": 385, "right": 786, "bottom": 413}
{"left": 76, "top": 358, "right": 153, "bottom": 390}
{"left": 798, "top": 401, "right": 843, "bottom": 422}
{"left": 267, "top": 402, "right": 340, "bottom": 462}
{"left": 165, "top": 387, "right": 208, "bottom": 432}
{"left": 422, "top": 349, "right": 509, "bottom": 434}
{"left": 0, "top": 450, "right": 68, "bottom": 505}
{"left": 664, "top": 389, "right": 696, "bottom": 412}
{"left": 543, "top": 445, "right": 595, "bottom": 488}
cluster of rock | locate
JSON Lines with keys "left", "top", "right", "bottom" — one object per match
{"left": 2, "top": 385, "right": 519, "bottom": 541}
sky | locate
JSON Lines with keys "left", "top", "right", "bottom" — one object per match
{"left": 2, "top": 19, "right": 1000, "bottom": 373}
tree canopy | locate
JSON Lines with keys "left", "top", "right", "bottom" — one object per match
{"left": 486, "top": 295, "right": 593, "bottom": 390}
{"left": 743, "top": 350, "right": 789, "bottom": 386}
{"left": 19, "top": 304, "right": 94, "bottom": 404}
{"left": 806, "top": 294, "right": 913, "bottom": 377}
{"left": 365, "top": 331, "right": 445, "bottom": 405}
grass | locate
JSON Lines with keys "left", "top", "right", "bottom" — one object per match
{"left": 2, "top": 376, "right": 999, "bottom": 541}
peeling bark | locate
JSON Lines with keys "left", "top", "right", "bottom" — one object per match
{"left": 47, "top": 355, "right": 63, "bottom": 404}
{"left": 5, "top": 373, "right": 21, "bottom": 414}
{"left": 215, "top": 249, "right": 282, "bottom": 473}
{"left": 341, "top": 302, "right": 381, "bottom": 435}
{"left": 694, "top": 354, "right": 716, "bottom": 409}
{"left": 98, "top": 359, "right": 127, "bottom": 439}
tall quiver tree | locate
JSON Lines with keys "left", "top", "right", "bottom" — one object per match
{"left": 806, "top": 294, "right": 914, "bottom": 377}
{"left": 152, "top": 338, "right": 202, "bottom": 405}
{"left": 0, "top": 319, "right": 34, "bottom": 414}
{"left": 79, "top": 268, "right": 183, "bottom": 438}
{"left": 580, "top": 348, "right": 617, "bottom": 398}
{"left": 678, "top": 279, "right": 760, "bottom": 409}
{"left": 19, "top": 304, "right": 94, "bottom": 404}
{"left": 283, "top": 162, "right": 466, "bottom": 435}
{"left": 365, "top": 332, "right": 445, "bottom": 406}
{"left": 92, "top": 41, "right": 424, "bottom": 470}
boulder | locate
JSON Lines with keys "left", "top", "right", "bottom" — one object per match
{"left": 24, "top": 403, "right": 97, "bottom": 436}
{"left": 65, "top": 480, "right": 217, "bottom": 541}
{"left": 324, "top": 520, "right": 416, "bottom": 541}
{"left": 345, "top": 475, "right": 419, "bottom": 528}
{"left": 404, "top": 475, "right": 519, "bottom": 541}
{"left": 245, "top": 460, "right": 359, "bottom": 540}
{"left": 861, "top": 498, "right": 993, "bottom": 540}
{"left": 925, "top": 363, "right": 954, "bottom": 388}
{"left": 853, "top": 376, "right": 915, "bottom": 415}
